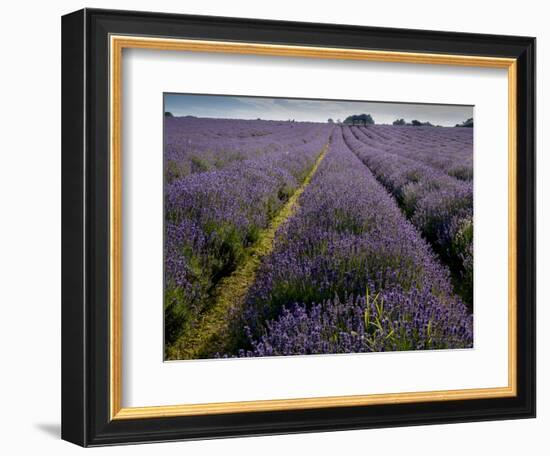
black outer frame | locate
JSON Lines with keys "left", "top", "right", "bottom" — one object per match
{"left": 61, "top": 8, "right": 536, "bottom": 447}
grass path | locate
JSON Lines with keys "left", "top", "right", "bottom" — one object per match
{"left": 166, "top": 143, "right": 330, "bottom": 360}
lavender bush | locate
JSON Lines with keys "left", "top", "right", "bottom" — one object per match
{"left": 227, "top": 128, "right": 472, "bottom": 355}
{"left": 243, "top": 287, "right": 472, "bottom": 357}
{"left": 342, "top": 125, "right": 473, "bottom": 305}
{"left": 164, "top": 120, "right": 333, "bottom": 344}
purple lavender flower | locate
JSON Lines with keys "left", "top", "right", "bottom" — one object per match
{"left": 243, "top": 288, "right": 472, "bottom": 356}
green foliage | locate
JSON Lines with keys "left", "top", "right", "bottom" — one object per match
{"left": 189, "top": 155, "right": 212, "bottom": 173}
{"left": 449, "top": 217, "right": 474, "bottom": 306}
{"left": 448, "top": 166, "right": 473, "bottom": 181}
{"left": 361, "top": 287, "right": 440, "bottom": 351}
{"left": 164, "top": 286, "right": 192, "bottom": 344}
{"left": 401, "top": 182, "right": 421, "bottom": 217}
{"left": 165, "top": 159, "right": 191, "bottom": 183}
{"left": 277, "top": 183, "right": 294, "bottom": 202}
{"left": 246, "top": 224, "right": 261, "bottom": 244}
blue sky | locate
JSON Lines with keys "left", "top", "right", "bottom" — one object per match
{"left": 164, "top": 93, "right": 473, "bottom": 126}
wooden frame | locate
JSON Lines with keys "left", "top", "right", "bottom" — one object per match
{"left": 62, "top": 8, "right": 536, "bottom": 446}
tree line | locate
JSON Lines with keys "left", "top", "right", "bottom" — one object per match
{"left": 327, "top": 114, "right": 473, "bottom": 128}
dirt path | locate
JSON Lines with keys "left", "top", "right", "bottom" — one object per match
{"left": 167, "top": 143, "right": 330, "bottom": 360}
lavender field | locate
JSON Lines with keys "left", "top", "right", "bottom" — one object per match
{"left": 164, "top": 108, "right": 474, "bottom": 360}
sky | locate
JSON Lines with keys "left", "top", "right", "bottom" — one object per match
{"left": 164, "top": 93, "right": 473, "bottom": 127}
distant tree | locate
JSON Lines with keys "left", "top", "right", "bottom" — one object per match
{"left": 343, "top": 113, "right": 375, "bottom": 125}
{"left": 393, "top": 118, "right": 406, "bottom": 126}
{"left": 410, "top": 119, "right": 434, "bottom": 127}
{"left": 336, "top": 119, "right": 342, "bottom": 124}
{"left": 365, "top": 114, "right": 375, "bottom": 125}
{"left": 455, "top": 117, "right": 474, "bottom": 128}
{"left": 165, "top": 111, "right": 174, "bottom": 117}
{"left": 327, "top": 118, "right": 334, "bottom": 124}
{"left": 412, "top": 120, "right": 437, "bottom": 127}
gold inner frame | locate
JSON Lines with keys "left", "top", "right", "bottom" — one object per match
{"left": 109, "top": 35, "right": 518, "bottom": 420}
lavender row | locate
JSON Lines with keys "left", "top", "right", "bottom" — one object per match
{"left": 246, "top": 288, "right": 472, "bottom": 356}
{"left": 165, "top": 117, "right": 330, "bottom": 181}
{"left": 357, "top": 125, "right": 473, "bottom": 181}
{"left": 343, "top": 125, "right": 473, "bottom": 304}
{"left": 228, "top": 128, "right": 472, "bottom": 356}
{"left": 164, "top": 124, "right": 333, "bottom": 346}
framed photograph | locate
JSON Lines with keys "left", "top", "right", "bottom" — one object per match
{"left": 61, "top": 8, "right": 536, "bottom": 447}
